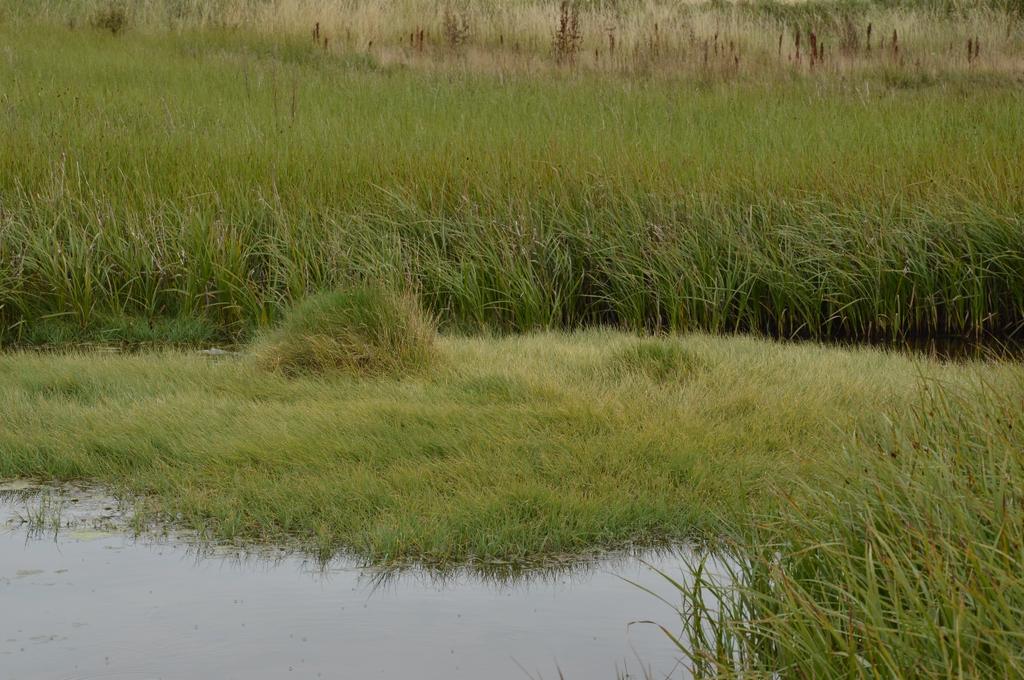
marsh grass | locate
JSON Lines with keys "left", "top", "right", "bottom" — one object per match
{"left": 8, "top": 1, "right": 1023, "bottom": 78}
{"left": 14, "top": 494, "right": 66, "bottom": 539}
{"left": 1, "top": 22, "right": 1021, "bottom": 346}
{"left": 88, "top": 2, "right": 128, "bottom": 34}
{"left": 607, "top": 338, "right": 703, "bottom": 383}
{"left": 5, "top": 332, "right": 1010, "bottom": 564}
{"left": 254, "top": 285, "right": 437, "bottom": 376}
{"left": 662, "top": 372, "right": 1024, "bottom": 677}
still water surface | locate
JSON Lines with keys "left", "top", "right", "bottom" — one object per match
{"left": 1, "top": 485, "right": 696, "bottom": 680}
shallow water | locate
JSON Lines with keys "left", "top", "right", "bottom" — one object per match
{"left": 0, "top": 484, "right": 702, "bottom": 679}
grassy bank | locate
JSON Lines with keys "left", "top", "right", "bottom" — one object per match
{"left": 0, "top": 332, "right": 1017, "bottom": 564}
{"left": 2, "top": 11, "right": 1024, "bottom": 344}
{"left": 667, "top": 369, "right": 1024, "bottom": 677}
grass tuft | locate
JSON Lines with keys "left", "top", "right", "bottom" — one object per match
{"left": 89, "top": 2, "right": 128, "bottom": 35}
{"left": 607, "top": 338, "right": 703, "bottom": 384}
{"left": 254, "top": 285, "right": 437, "bottom": 377}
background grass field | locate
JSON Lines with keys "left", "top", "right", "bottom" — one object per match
{"left": 2, "top": 1, "right": 1023, "bottom": 345}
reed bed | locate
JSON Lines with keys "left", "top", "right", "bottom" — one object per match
{"left": 1, "top": 6, "right": 1023, "bottom": 345}
{"left": 6, "top": 0, "right": 1024, "bottom": 80}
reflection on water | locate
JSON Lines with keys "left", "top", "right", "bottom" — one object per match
{"left": 0, "top": 484, "right": 708, "bottom": 680}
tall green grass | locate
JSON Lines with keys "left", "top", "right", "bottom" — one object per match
{"left": 2, "top": 25, "right": 1022, "bottom": 344}
{"left": 666, "top": 372, "right": 1024, "bottom": 677}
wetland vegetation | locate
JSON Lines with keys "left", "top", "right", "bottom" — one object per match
{"left": 2, "top": 1, "right": 1024, "bottom": 344}
{"left": 1, "top": 0, "right": 1023, "bottom": 676}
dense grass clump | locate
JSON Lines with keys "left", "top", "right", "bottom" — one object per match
{"left": 607, "top": 338, "right": 703, "bottom": 383}
{"left": 89, "top": 3, "right": 128, "bottom": 34}
{"left": 255, "top": 286, "right": 436, "bottom": 376}
{"left": 668, "top": 373, "right": 1024, "bottom": 677}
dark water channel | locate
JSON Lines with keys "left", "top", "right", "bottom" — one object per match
{"left": 0, "top": 483, "right": 705, "bottom": 680}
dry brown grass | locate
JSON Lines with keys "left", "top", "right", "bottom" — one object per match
{"left": 14, "top": 0, "right": 1024, "bottom": 79}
